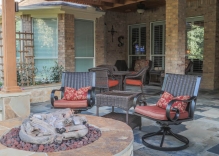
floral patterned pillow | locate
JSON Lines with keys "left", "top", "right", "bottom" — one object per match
{"left": 62, "top": 87, "right": 76, "bottom": 100}
{"left": 75, "top": 86, "right": 91, "bottom": 100}
{"left": 156, "top": 92, "right": 190, "bottom": 113}
{"left": 172, "top": 96, "right": 190, "bottom": 113}
{"left": 156, "top": 92, "right": 174, "bottom": 109}
{"left": 62, "top": 86, "right": 91, "bottom": 101}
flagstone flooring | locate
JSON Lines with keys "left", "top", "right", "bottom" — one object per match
{"left": 30, "top": 85, "right": 219, "bottom": 156}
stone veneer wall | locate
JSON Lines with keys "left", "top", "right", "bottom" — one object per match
{"left": 25, "top": 85, "right": 61, "bottom": 103}
{"left": 0, "top": 85, "right": 61, "bottom": 121}
{"left": 0, "top": 92, "right": 30, "bottom": 120}
{"left": 58, "top": 14, "right": 75, "bottom": 72}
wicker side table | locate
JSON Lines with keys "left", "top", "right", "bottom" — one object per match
{"left": 96, "top": 90, "right": 143, "bottom": 129}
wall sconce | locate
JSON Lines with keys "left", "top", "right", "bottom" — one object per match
{"left": 15, "top": 0, "right": 21, "bottom": 12}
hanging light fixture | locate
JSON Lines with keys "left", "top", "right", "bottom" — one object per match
{"left": 15, "top": 0, "right": 21, "bottom": 12}
{"left": 137, "top": 2, "right": 145, "bottom": 14}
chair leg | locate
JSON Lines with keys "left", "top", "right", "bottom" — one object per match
{"left": 142, "top": 126, "right": 189, "bottom": 151}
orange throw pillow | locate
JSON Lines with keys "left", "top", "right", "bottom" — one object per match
{"left": 156, "top": 92, "right": 190, "bottom": 113}
{"left": 62, "top": 86, "right": 91, "bottom": 101}
{"left": 156, "top": 92, "right": 174, "bottom": 109}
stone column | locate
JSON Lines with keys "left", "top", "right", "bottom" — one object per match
{"left": 1, "top": 0, "right": 21, "bottom": 92}
{"left": 165, "top": 0, "right": 186, "bottom": 74}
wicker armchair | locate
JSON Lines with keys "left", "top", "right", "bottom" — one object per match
{"left": 50, "top": 72, "right": 95, "bottom": 111}
{"left": 96, "top": 65, "right": 118, "bottom": 73}
{"left": 149, "top": 60, "right": 194, "bottom": 86}
{"left": 124, "top": 66, "right": 149, "bottom": 93}
{"left": 134, "top": 73, "right": 201, "bottom": 151}
{"left": 88, "top": 67, "right": 119, "bottom": 92}
{"left": 130, "top": 59, "right": 152, "bottom": 85}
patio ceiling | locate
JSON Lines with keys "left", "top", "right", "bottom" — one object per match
{"left": 46, "top": 0, "right": 197, "bottom": 12}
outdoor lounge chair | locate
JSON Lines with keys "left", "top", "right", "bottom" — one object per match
{"left": 96, "top": 64, "right": 118, "bottom": 73}
{"left": 134, "top": 73, "right": 201, "bottom": 151}
{"left": 124, "top": 66, "right": 149, "bottom": 93}
{"left": 129, "top": 59, "right": 152, "bottom": 85}
{"left": 88, "top": 67, "right": 119, "bottom": 92}
{"left": 149, "top": 59, "right": 194, "bottom": 86}
{"left": 50, "top": 72, "right": 95, "bottom": 111}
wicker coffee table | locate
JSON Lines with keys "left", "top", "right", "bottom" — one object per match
{"left": 96, "top": 90, "right": 143, "bottom": 129}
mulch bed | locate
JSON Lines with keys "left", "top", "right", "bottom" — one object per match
{"left": 0, "top": 124, "right": 101, "bottom": 152}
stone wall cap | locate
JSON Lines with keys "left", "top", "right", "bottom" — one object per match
{"left": 0, "top": 91, "right": 31, "bottom": 98}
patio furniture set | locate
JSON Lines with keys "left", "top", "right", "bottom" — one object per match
{"left": 50, "top": 59, "right": 200, "bottom": 151}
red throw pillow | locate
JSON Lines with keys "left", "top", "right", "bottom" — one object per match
{"left": 62, "top": 87, "right": 76, "bottom": 100}
{"left": 172, "top": 96, "right": 190, "bottom": 113}
{"left": 156, "top": 92, "right": 174, "bottom": 109}
{"left": 156, "top": 92, "right": 190, "bottom": 113}
{"left": 75, "top": 86, "right": 91, "bottom": 100}
{"left": 62, "top": 86, "right": 91, "bottom": 101}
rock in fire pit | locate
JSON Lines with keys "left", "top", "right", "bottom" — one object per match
{"left": 0, "top": 109, "right": 101, "bottom": 152}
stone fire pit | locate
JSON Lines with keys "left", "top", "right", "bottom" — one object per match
{"left": 0, "top": 109, "right": 101, "bottom": 152}
{"left": 0, "top": 114, "right": 133, "bottom": 156}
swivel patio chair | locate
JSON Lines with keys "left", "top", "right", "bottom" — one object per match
{"left": 50, "top": 72, "right": 95, "bottom": 112}
{"left": 134, "top": 73, "right": 201, "bottom": 151}
{"left": 88, "top": 67, "right": 119, "bottom": 92}
{"left": 124, "top": 66, "right": 149, "bottom": 93}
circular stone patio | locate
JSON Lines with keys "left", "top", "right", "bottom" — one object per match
{"left": 0, "top": 115, "right": 133, "bottom": 156}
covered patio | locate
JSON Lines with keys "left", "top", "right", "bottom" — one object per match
{"left": 0, "top": 0, "right": 219, "bottom": 155}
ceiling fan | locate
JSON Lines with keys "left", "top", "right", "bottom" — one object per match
{"left": 137, "top": 2, "right": 146, "bottom": 14}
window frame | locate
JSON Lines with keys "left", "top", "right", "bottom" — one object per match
{"left": 186, "top": 16, "right": 204, "bottom": 74}
{"left": 32, "top": 17, "right": 58, "bottom": 70}
{"left": 128, "top": 23, "right": 146, "bottom": 69}
{"left": 150, "top": 21, "right": 165, "bottom": 70}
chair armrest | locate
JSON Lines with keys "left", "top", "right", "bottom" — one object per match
{"left": 166, "top": 96, "right": 197, "bottom": 122}
{"left": 133, "top": 93, "right": 147, "bottom": 108}
{"left": 51, "top": 87, "right": 64, "bottom": 107}
{"left": 87, "top": 87, "right": 95, "bottom": 108}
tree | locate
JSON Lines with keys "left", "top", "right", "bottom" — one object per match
{"left": 187, "top": 25, "right": 204, "bottom": 60}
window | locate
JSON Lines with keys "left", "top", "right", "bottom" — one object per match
{"left": 33, "top": 18, "right": 58, "bottom": 79}
{"left": 128, "top": 24, "right": 146, "bottom": 70}
{"left": 186, "top": 17, "right": 204, "bottom": 73}
{"left": 75, "top": 19, "right": 94, "bottom": 72}
{"left": 150, "top": 21, "right": 165, "bottom": 70}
